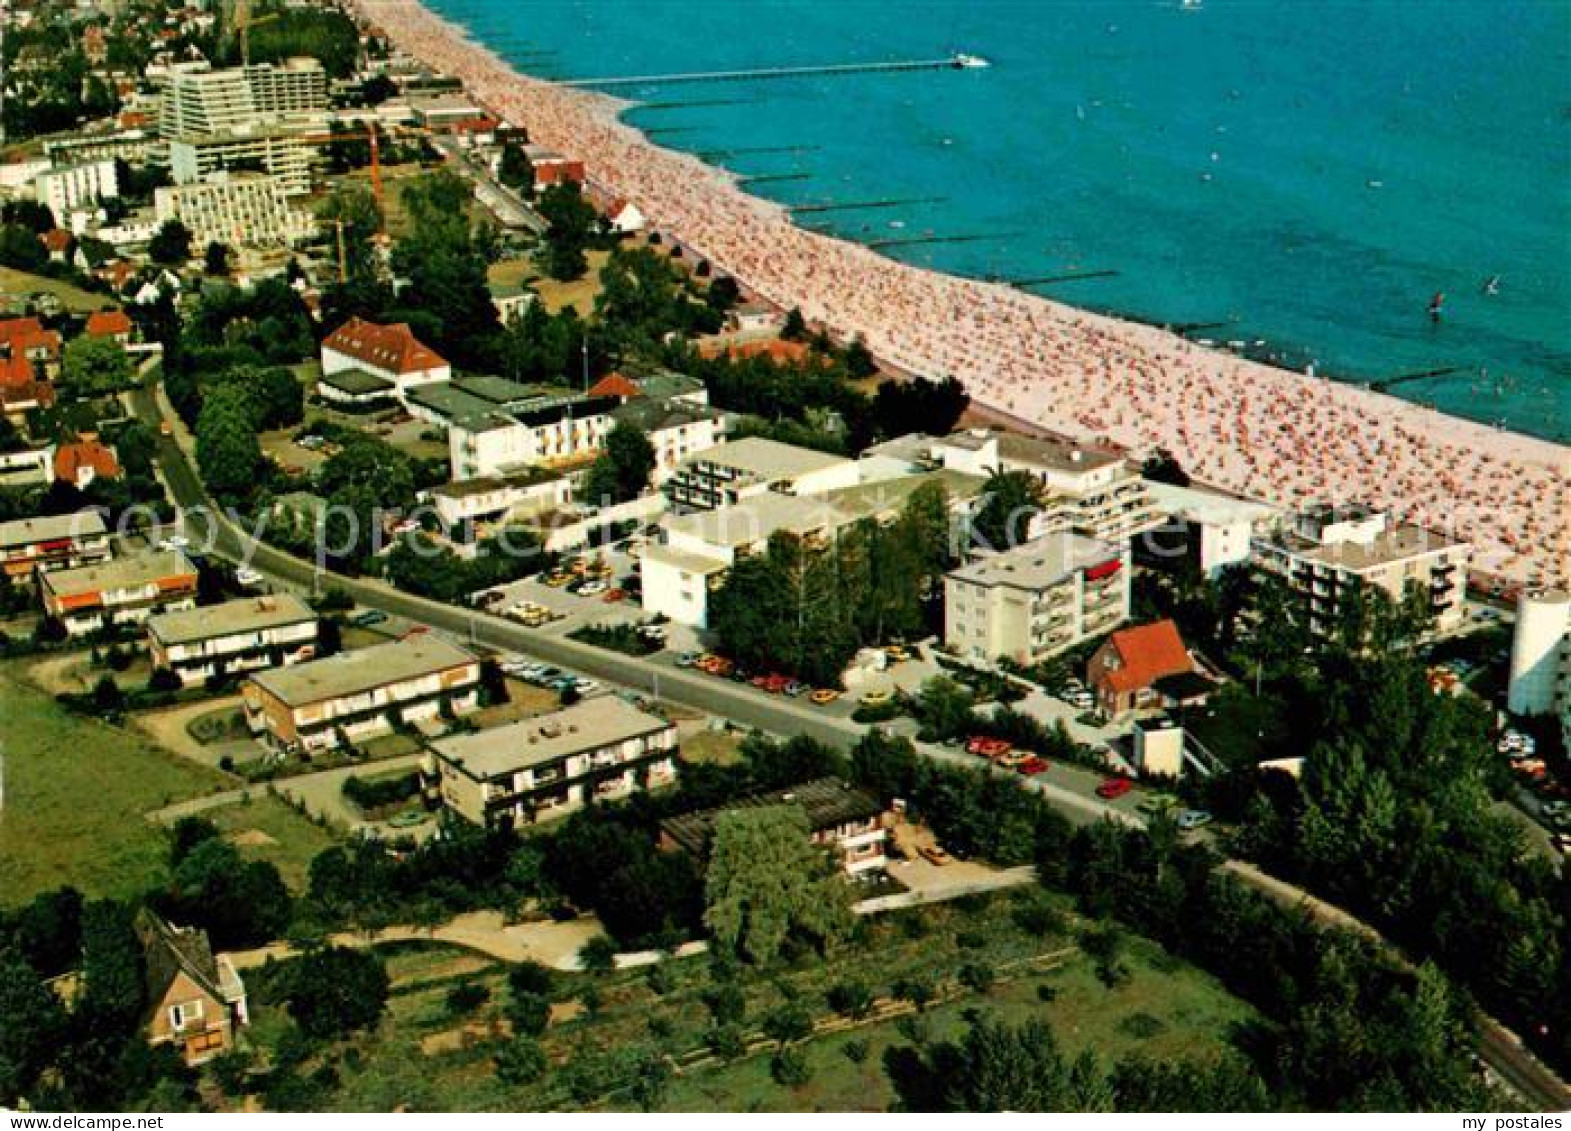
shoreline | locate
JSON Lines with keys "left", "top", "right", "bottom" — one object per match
{"left": 355, "top": 0, "right": 1568, "bottom": 588}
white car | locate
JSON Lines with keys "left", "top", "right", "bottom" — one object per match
{"left": 574, "top": 679, "right": 600, "bottom": 694}
{"left": 579, "top": 581, "right": 608, "bottom": 596}
{"left": 235, "top": 567, "right": 265, "bottom": 588}
{"left": 160, "top": 535, "right": 191, "bottom": 551}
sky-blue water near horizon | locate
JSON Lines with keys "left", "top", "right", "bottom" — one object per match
{"left": 428, "top": 0, "right": 1571, "bottom": 443}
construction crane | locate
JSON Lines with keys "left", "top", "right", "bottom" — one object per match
{"left": 296, "top": 122, "right": 433, "bottom": 281}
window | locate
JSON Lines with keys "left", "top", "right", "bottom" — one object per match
{"left": 169, "top": 998, "right": 204, "bottom": 1031}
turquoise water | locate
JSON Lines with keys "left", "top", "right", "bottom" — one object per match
{"left": 430, "top": 0, "right": 1571, "bottom": 443}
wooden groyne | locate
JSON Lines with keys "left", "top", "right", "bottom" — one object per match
{"left": 868, "top": 231, "right": 1020, "bottom": 251}
{"left": 790, "top": 195, "right": 947, "bottom": 215}
{"left": 559, "top": 55, "right": 984, "bottom": 90}
{"left": 1011, "top": 269, "right": 1120, "bottom": 288}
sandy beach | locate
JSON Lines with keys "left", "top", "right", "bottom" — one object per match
{"left": 357, "top": 0, "right": 1569, "bottom": 589}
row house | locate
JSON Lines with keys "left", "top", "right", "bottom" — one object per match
{"left": 148, "top": 593, "right": 320, "bottom": 687}
{"left": 427, "top": 697, "right": 679, "bottom": 828}
{"left": 0, "top": 511, "right": 110, "bottom": 584}
{"left": 40, "top": 548, "right": 199, "bottom": 636}
{"left": 242, "top": 636, "right": 481, "bottom": 755}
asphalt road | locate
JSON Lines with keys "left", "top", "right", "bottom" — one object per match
{"left": 132, "top": 385, "right": 1569, "bottom": 1110}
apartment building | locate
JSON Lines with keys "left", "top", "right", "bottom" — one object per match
{"left": 660, "top": 436, "right": 859, "bottom": 511}
{"left": 34, "top": 159, "right": 119, "bottom": 219}
{"left": 1251, "top": 504, "right": 1470, "bottom": 638}
{"left": 944, "top": 534, "right": 1130, "bottom": 665}
{"left": 448, "top": 395, "right": 621, "bottom": 481}
{"left": 1140, "top": 480, "right": 1277, "bottom": 576}
{"left": 427, "top": 472, "right": 573, "bottom": 531}
{"left": 160, "top": 60, "right": 328, "bottom": 139}
{"left": 39, "top": 548, "right": 199, "bottom": 636}
{"left": 428, "top": 697, "right": 679, "bottom": 828}
{"left": 608, "top": 397, "right": 726, "bottom": 487}
{"left": 154, "top": 171, "right": 315, "bottom": 249}
{"left": 242, "top": 636, "right": 481, "bottom": 755}
{"left": 147, "top": 594, "right": 319, "bottom": 687}
{"left": 659, "top": 777, "right": 889, "bottom": 876}
{"left": 168, "top": 131, "right": 317, "bottom": 196}
{"left": 1507, "top": 589, "right": 1571, "bottom": 751}
{"left": 320, "top": 317, "right": 451, "bottom": 403}
{"left": 0, "top": 511, "right": 110, "bottom": 584}
{"left": 931, "top": 429, "right": 1162, "bottom": 546}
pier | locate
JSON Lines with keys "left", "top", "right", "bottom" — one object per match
{"left": 868, "top": 231, "right": 1020, "bottom": 251}
{"left": 1371, "top": 365, "right": 1464, "bottom": 392}
{"left": 789, "top": 195, "right": 946, "bottom": 215}
{"left": 644, "top": 126, "right": 702, "bottom": 138}
{"left": 558, "top": 54, "right": 988, "bottom": 90}
{"left": 698, "top": 145, "right": 820, "bottom": 160}
{"left": 737, "top": 172, "right": 813, "bottom": 186}
{"left": 1010, "top": 269, "right": 1120, "bottom": 288}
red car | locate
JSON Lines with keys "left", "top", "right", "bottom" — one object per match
{"left": 1016, "top": 756, "right": 1049, "bottom": 776}
{"left": 966, "top": 736, "right": 1012, "bottom": 758}
{"left": 1096, "top": 777, "right": 1133, "bottom": 800}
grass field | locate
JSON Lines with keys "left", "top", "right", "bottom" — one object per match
{"left": 0, "top": 266, "right": 108, "bottom": 315}
{"left": 0, "top": 670, "right": 228, "bottom": 907}
{"left": 492, "top": 248, "right": 611, "bottom": 316}
{"left": 233, "top": 889, "right": 1255, "bottom": 1112}
{"left": 200, "top": 793, "right": 340, "bottom": 892}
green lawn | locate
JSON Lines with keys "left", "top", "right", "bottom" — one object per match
{"left": 0, "top": 266, "right": 109, "bottom": 315}
{"left": 0, "top": 671, "right": 228, "bottom": 907}
{"left": 200, "top": 793, "right": 341, "bottom": 893}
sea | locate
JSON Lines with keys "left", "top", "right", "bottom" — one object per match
{"left": 426, "top": 0, "right": 1571, "bottom": 444}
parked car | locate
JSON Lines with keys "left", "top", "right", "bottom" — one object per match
{"left": 1096, "top": 777, "right": 1133, "bottom": 800}
{"left": 1017, "top": 756, "right": 1049, "bottom": 776}
{"left": 859, "top": 689, "right": 893, "bottom": 707}
{"left": 884, "top": 645, "right": 911, "bottom": 663}
{"left": 159, "top": 534, "right": 191, "bottom": 551}
{"left": 350, "top": 610, "right": 388, "bottom": 627}
{"left": 918, "top": 845, "right": 950, "bottom": 866}
{"left": 235, "top": 567, "right": 265, "bottom": 588}
{"left": 966, "top": 736, "right": 1012, "bottom": 758}
{"left": 809, "top": 688, "right": 841, "bottom": 705}
{"left": 1177, "top": 809, "right": 1214, "bottom": 831}
{"left": 676, "top": 651, "right": 701, "bottom": 667}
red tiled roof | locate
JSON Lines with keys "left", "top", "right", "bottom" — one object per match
{"left": 53, "top": 436, "right": 121, "bottom": 484}
{"left": 0, "top": 317, "right": 47, "bottom": 345}
{"left": 0, "top": 354, "right": 35, "bottom": 387}
{"left": 322, "top": 317, "right": 447, "bottom": 376}
{"left": 587, "top": 372, "right": 640, "bottom": 400}
{"left": 40, "top": 229, "right": 72, "bottom": 253}
{"left": 85, "top": 309, "right": 132, "bottom": 338}
{"left": 0, "top": 355, "right": 54, "bottom": 409}
{"left": 1098, "top": 620, "right": 1194, "bottom": 694}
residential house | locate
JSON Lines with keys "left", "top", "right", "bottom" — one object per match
{"left": 53, "top": 434, "right": 122, "bottom": 488}
{"left": 659, "top": 777, "right": 889, "bottom": 876}
{"left": 39, "top": 548, "right": 199, "bottom": 636}
{"left": 1252, "top": 504, "right": 1469, "bottom": 638}
{"left": 0, "top": 317, "right": 62, "bottom": 373}
{"left": 427, "top": 697, "right": 679, "bottom": 827}
{"left": 320, "top": 317, "right": 451, "bottom": 403}
{"left": 148, "top": 593, "right": 320, "bottom": 686}
{"left": 40, "top": 229, "right": 74, "bottom": 263}
{"left": 446, "top": 393, "right": 621, "bottom": 481}
{"left": 0, "top": 511, "right": 111, "bottom": 584}
{"left": 1087, "top": 619, "right": 1213, "bottom": 720}
{"left": 242, "top": 636, "right": 481, "bottom": 755}
{"left": 605, "top": 197, "right": 645, "bottom": 234}
{"left": 944, "top": 534, "right": 1130, "bottom": 665}
{"left": 136, "top": 910, "right": 248, "bottom": 1067}
{"left": 521, "top": 144, "right": 585, "bottom": 186}
{"left": 84, "top": 308, "right": 134, "bottom": 345}
{"left": 0, "top": 353, "right": 55, "bottom": 413}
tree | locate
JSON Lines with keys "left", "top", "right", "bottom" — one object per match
{"left": 781, "top": 307, "right": 808, "bottom": 341}
{"left": 1141, "top": 448, "right": 1190, "bottom": 487}
{"left": 582, "top": 422, "right": 656, "bottom": 505}
{"left": 62, "top": 335, "right": 133, "bottom": 394}
{"left": 914, "top": 676, "right": 977, "bottom": 742}
{"left": 703, "top": 805, "right": 854, "bottom": 965}
{"left": 8, "top": 887, "right": 83, "bottom": 978}
{"left": 318, "top": 437, "right": 417, "bottom": 564}
{"left": 279, "top": 946, "right": 389, "bottom": 1040}
{"left": 2, "top": 199, "right": 56, "bottom": 233}
{"left": 536, "top": 181, "right": 598, "bottom": 281}
{"left": 148, "top": 219, "right": 192, "bottom": 267}
{"left": 0, "top": 224, "right": 47, "bottom": 271}
{"left": 0, "top": 948, "right": 67, "bottom": 1104}
{"left": 195, "top": 384, "right": 264, "bottom": 503}
{"left": 160, "top": 837, "right": 292, "bottom": 950}
{"left": 935, "top": 1013, "right": 1109, "bottom": 1112}
{"left": 971, "top": 469, "right": 1043, "bottom": 551}
{"left": 496, "top": 143, "right": 534, "bottom": 193}
{"left": 316, "top": 186, "right": 384, "bottom": 283}
{"left": 203, "top": 241, "right": 233, "bottom": 277}
{"left": 843, "top": 335, "right": 877, "bottom": 379}
{"left": 494, "top": 1035, "right": 547, "bottom": 1085}
{"left": 77, "top": 901, "right": 144, "bottom": 1037}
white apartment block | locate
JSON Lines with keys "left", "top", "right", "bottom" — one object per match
{"left": 155, "top": 172, "right": 316, "bottom": 249}
{"left": 931, "top": 429, "right": 1161, "bottom": 546}
{"left": 1252, "top": 504, "right": 1470, "bottom": 639}
{"left": 148, "top": 594, "right": 320, "bottom": 687}
{"left": 169, "top": 132, "right": 317, "bottom": 196}
{"left": 1507, "top": 589, "right": 1571, "bottom": 750}
{"left": 449, "top": 395, "right": 621, "bottom": 481}
{"left": 1141, "top": 480, "right": 1278, "bottom": 576}
{"left": 34, "top": 160, "right": 119, "bottom": 221}
{"left": 0, "top": 511, "right": 111, "bottom": 584}
{"left": 944, "top": 534, "right": 1131, "bottom": 665}
{"left": 39, "top": 549, "right": 199, "bottom": 637}
{"left": 160, "top": 60, "right": 328, "bottom": 140}
{"left": 428, "top": 698, "right": 679, "bottom": 828}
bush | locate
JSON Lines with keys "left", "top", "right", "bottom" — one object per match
{"left": 445, "top": 981, "right": 491, "bottom": 1015}
{"left": 494, "top": 1036, "right": 547, "bottom": 1086}
{"left": 703, "top": 982, "right": 746, "bottom": 1026}
{"left": 843, "top": 1038, "right": 870, "bottom": 1064}
{"left": 148, "top": 666, "right": 182, "bottom": 693}
{"left": 506, "top": 991, "right": 550, "bottom": 1036}
{"left": 762, "top": 999, "right": 814, "bottom": 1046}
{"left": 507, "top": 960, "right": 554, "bottom": 999}
{"left": 825, "top": 979, "right": 874, "bottom": 1020}
{"left": 958, "top": 961, "right": 995, "bottom": 993}
{"left": 770, "top": 1047, "right": 812, "bottom": 1088}
{"left": 891, "top": 975, "right": 934, "bottom": 1011}
{"left": 341, "top": 770, "right": 420, "bottom": 814}
{"left": 706, "top": 1024, "right": 747, "bottom": 1062}
{"left": 1012, "top": 896, "right": 1066, "bottom": 939}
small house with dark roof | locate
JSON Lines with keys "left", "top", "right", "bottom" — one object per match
{"left": 659, "top": 776, "right": 888, "bottom": 875}
{"left": 135, "top": 910, "right": 248, "bottom": 1066}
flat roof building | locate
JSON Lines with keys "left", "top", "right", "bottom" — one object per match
{"left": 428, "top": 697, "right": 679, "bottom": 827}
{"left": 154, "top": 171, "right": 315, "bottom": 250}
{"left": 661, "top": 436, "right": 858, "bottom": 511}
{"left": 243, "top": 636, "right": 481, "bottom": 755}
{"left": 40, "top": 548, "right": 198, "bottom": 636}
{"left": 149, "top": 594, "right": 319, "bottom": 687}
{"left": 945, "top": 533, "right": 1130, "bottom": 665}
{"left": 659, "top": 776, "right": 888, "bottom": 875}
{"left": 0, "top": 510, "right": 110, "bottom": 584}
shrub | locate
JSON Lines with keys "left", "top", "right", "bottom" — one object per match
{"left": 843, "top": 1039, "right": 870, "bottom": 1065}
{"left": 495, "top": 1036, "right": 547, "bottom": 1086}
{"left": 703, "top": 982, "right": 746, "bottom": 1026}
{"left": 506, "top": 991, "right": 550, "bottom": 1036}
{"left": 958, "top": 961, "right": 996, "bottom": 993}
{"left": 891, "top": 975, "right": 934, "bottom": 1011}
{"left": 706, "top": 1024, "right": 747, "bottom": 1061}
{"left": 825, "top": 979, "right": 874, "bottom": 1020}
{"left": 445, "top": 981, "right": 491, "bottom": 1015}
{"left": 507, "top": 960, "right": 554, "bottom": 999}
{"left": 771, "top": 1047, "right": 812, "bottom": 1088}
{"left": 148, "top": 666, "right": 182, "bottom": 693}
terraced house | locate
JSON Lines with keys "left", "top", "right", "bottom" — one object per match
{"left": 148, "top": 593, "right": 320, "bottom": 687}
{"left": 39, "top": 548, "right": 198, "bottom": 636}
{"left": 427, "top": 697, "right": 679, "bottom": 827}
{"left": 243, "top": 636, "right": 480, "bottom": 755}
